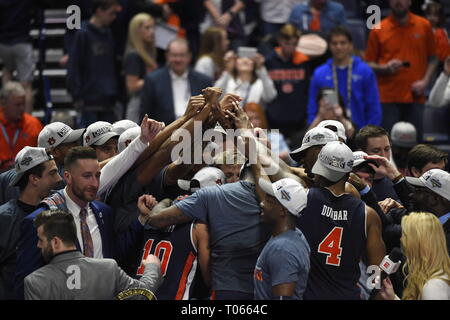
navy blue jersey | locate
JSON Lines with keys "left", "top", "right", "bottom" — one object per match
{"left": 297, "top": 187, "right": 366, "bottom": 300}
{"left": 136, "top": 222, "right": 198, "bottom": 300}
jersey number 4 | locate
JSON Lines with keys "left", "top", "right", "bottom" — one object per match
{"left": 318, "top": 227, "right": 343, "bottom": 266}
{"left": 137, "top": 239, "right": 173, "bottom": 276}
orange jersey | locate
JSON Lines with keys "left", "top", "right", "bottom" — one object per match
{"left": 0, "top": 109, "right": 43, "bottom": 170}
{"left": 365, "top": 13, "right": 436, "bottom": 104}
{"left": 434, "top": 28, "right": 450, "bottom": 62}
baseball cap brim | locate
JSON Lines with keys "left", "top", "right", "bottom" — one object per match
{"left": 312, "top": 160, "right": 346, "bottom": 182}
{"left": 353, "top": 159, "right": 380, "bottom": 168}
{"left": 405, "top": 176, "right": 427, "bottom": 188}
{"left": 289, "top": 145, "right": 309, "bottom": 162}
{"left": 177, "top": 179, "right": 191, "bottom": 191}
{"left": 9, "top": 171, "right": 25, "bottom": 187}
{"left": 92, "top": 132, "right": 119, "bottom": 146}
{"left": 258, "top": 178, "right": 275, "bottom": 197}
{"left": 63, "top": 128, "right": 84, "bottom": 144}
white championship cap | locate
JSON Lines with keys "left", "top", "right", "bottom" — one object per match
{"left": 290, "top": 127, "right": 339, "bottom": 162}
{"left": 178, "top": 167, "right": 226, "bottom": 192}
{"left": 10, "top": 147, "right": 54, "bottom": 186}
{"left": 312, "top": 141, "right": 354, "bottom": 182}
{"left": 83, "top": 121, "right": 119, "bottom": 147}
{"left": 317, "top": 120, "right": 347, "bottom": 142}
{"left": 352, "top": 151, "right": 379, "bottom": 168}
{"left": 258, "top": 177, "right": 308, "bottom": 216}
{"left": 38, "top": 122, "right": 84, "bottom": 149}
{"left": 406, "top": 169, "right": 450, "bottom": 202}
{"left": 118, "top": 127, "right": 141, "bottom": 153}
{"left": 390, "top": 121, "right": 417, "bottom": 148}
{"left": 112, "top": 119, "right": 139, "bottom": 135}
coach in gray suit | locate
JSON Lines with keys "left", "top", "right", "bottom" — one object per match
{"left": 24, "top": 209, "right": 163, "bottom": 300}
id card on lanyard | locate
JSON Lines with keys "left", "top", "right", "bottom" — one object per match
{"left": 0, "top": 123, "right": 21, "bottom": 153}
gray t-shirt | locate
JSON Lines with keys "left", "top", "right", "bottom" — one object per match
{"left": 175, "top": 181, "right": 271, "bottom": 294}
{"left": 254, "top": 228, "right": 310, "bottom": 300}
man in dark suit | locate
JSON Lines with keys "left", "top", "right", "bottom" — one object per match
{"left": 140, "top": 38, "right": 213, "bottom": 125}
{"left": 14, "top": 146, "right": 152, "bottom": 299}
{"left": 24, "top": 210, "right": 162, "bottom": 300}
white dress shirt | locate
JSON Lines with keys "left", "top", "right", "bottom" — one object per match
{"left": 170, "top": 69, "right": 191, "bottom": 118}
{"left": 64, "top": 188, "right": 103, "bottom": 258}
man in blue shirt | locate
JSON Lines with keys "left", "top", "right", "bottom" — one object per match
{"left": 254, "top": 177, "right": 310, "bottom": 300}
{"left": 289, "top": 0, "right": 346, "bottom": 35}
{"left": 307, "top": 26, "right": 382, "bottom": 130}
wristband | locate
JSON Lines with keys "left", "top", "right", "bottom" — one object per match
{"left": 359, "top": 185, "right": 371, "bottom": 196}
{"left": 392, "top": 173, "right": 404, "bottom": 184}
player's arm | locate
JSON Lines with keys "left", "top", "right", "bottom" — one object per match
{"left": 192, "top": 222, "right": 211, "bottom": 288}
{"left": 365, "top": 205, "right": 386, "bottom": 267}
{"left": 272, "top": 282, "right": 297, "bottom": 300}
{"left": 138, "top": 195, "right": 192, "bottom": 229}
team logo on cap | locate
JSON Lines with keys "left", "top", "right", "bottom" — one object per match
{"left": 125, "top": 139, "right": 132, "bottom": 148}
{"left": 347, "top": 160, "right": 354, "bottom": 168}
{"left": 430, "top": 178, "right": 442, "bottom": 188}
{"left": 320, "top": 154, "right": 346, "bottom": 169}
{"left": 56, "top": 126, "right": 69, "bottom": 138}
{"left": 85, "top": 135, "right": 90, "bottom": 143}
{"left": 216, "top": 178, "right": 223, "bottom": 185}
{"left": 311, "top": 133, "right": 325, "bottom": 142}
{"left": 21, "top": 157, "right": 32, "bottom": 166}
{"left": 48, "top": 137, "right": 56, "bottom": 146}
{"left": 280, "top": 190, "right": 291, "bottom": 201}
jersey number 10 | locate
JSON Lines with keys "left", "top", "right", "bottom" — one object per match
{"left": 137, "top": 239, "right": 173, "bottom": 276}
{"left": 318, "top": 227, "right": 343, "bottom": 266}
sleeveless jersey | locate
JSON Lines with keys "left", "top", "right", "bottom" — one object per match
{"left": 297, "top": 187, "right": 366, "bottom": 300}
{"left": 136, "top": 222, "right": 198, "bottom": 300}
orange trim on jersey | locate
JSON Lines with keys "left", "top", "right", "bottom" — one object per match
{"left": 175, "top": 251, "right": 196, "bottom": 300}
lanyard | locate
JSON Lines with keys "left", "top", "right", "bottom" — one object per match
{"left": 332, "top": 57, "right": 353, "bottom": 113}
{"left": 0, "top": 123, "right": 20, "bottom": 151}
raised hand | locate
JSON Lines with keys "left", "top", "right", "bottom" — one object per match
{"left": 184, "top": 95, "right": 206, "bottom": 119}
{"left": 137, "top": 194, "right": 158, "bottom": 219}
{"left": 140, "top": 114, "right": 165, "bottom": 144}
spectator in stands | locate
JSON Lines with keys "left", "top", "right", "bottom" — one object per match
{"left": 308, "top": 88, "right": 356, "bottom": 142}
{"left": 289, "top": 0, "right": 346, "bottom": 35}
{"left": 424, "top": 1, "right": 450, "bottom": 63}
{"left": 264, "top": 24, "right": 311, "bottom": 141}
{"left": 215, "top": 50, "right": 277, "bottom": 107}
{"left": 195, "top": 27, "right": 230, "bottom": 80}
{"left": 380, "top": 212, "right": 450, "bottom": 300}
{"left": 0, "top": 82, "right": 43, "bottom": 172}
{"left": 201, "top": 0, "right": 246, "bottom": 50}
{"left": 257, "top": 0, "right": 306, "bottom": 36}
{"left": 307, "top": 26, "right": 382, "bottom": 130}
{"left": 0, "top": 147, "right": 61, "bottom": 300}
{"left": 390, "top": 121, "right": 417, "bottom": 177}
{"left": 140, "top": 38, "right": 212, "bottom": 124}
{"left": 407, "top": 144, "right": 448, "bottom": 178}
{"left": 428, "top": 55, "right": 450, "bottom": 107}
{"left": 365, "top": 0, "right": 438, "bottom": 138}
{"left": 124, "top": 13, "right": 158, "bottom": 124}
{"left": 0, "top": 0, "right": 35, "bottom": 113}
{"left": 67, "top": 0, "right": 122, "bottom": 127}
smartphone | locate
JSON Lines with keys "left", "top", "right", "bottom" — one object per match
{"left": 237, "top": 46, "right": 257, "bottom": 59}
{"left": 402, "top": 61, "right": 411, "bottom": 68}
{"left": 323, "top": 90, "right": 338, "bottom": 106}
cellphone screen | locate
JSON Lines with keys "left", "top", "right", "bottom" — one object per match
{"left": 323, "top": 91, "right": 338, "bottom": 106}
{"left": 237, "top": 47, "right": 257, "bottom": 58}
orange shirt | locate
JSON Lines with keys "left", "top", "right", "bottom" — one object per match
{"left": 365, "top": 13, "right": 436, "bottom": 104}
{"left": 434, "top": 28, "right": 450, "bottom": 62}
{"left": 0, "top": 109, "right": 43, "bottom": 170}
{"left": 310, "top": 10, "right": 321, "bottom": 31}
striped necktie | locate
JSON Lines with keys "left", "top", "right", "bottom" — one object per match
{"left": 79, "top": 208, "right": 94, "bottom": 257}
